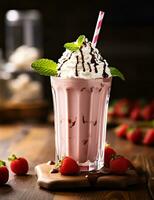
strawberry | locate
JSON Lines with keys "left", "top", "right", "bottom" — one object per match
{"left": 114, "top": 99, "right": 131, "bottom": 117}
{"left": 0, "top": 160, "right": 9, "bottom": 185}
{"left": 109, "top": 156, "right": 130, "bottom": 175}
{"left": 130, "top": 106, "right": 141, "bottom": 121}
{"left": 104, "top": 146, "right": 116, "bottom": 167}
{"left": 115, "top": 124, "right": 128, "bottom": 138}
{"left": 141, "top": 105, "right": 153, "bottom": 121}
{"left": 143, "top": 129, "right": 154, "bottom": 145}
{"left": 126, "top": 128, "right": 142, "bottom": 144}
{"left": 108, "top": 106, "right": 115, "bottom": 118}
{"left": 59, "top": 156, "right": 80, "bottom": 175}
{"left": 8, "top": 154, "right": 29, "bottom": 175}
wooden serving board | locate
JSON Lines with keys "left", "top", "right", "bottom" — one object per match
{"left": 35, "top": 163, "right": 143, "bottom": 190}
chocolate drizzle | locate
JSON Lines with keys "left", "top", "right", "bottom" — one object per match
{"left": 58, "top": 53, "right": 73, "bottom": 70}
{"left": 79, "top": 48, "right": 85, "bottom": 72}
{"left": 58, "top": 40, "right": 109, "bottom": 78}
{"left": 89, "top": 44, "right": 98, "bottom": 73}
{"left": 87, "top": 62, "right": 92, "bottom": 72}
{"left": 83, "top": 42, "right": 87, "bottom": 47}
{"left": 94, "top": 63, "right": 98, "bottom": 73}
{"left": 102, "top": 61, "right": 109, "bottom": 78}
{"left": 75, "top": 56, "right": 79, "bottom": 76}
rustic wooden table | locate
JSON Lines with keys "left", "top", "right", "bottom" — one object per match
{"left": 0, "top": 123, "right": 153, "bottom": 200}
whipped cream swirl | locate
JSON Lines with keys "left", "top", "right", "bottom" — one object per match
{"left": 57, "top": 38, "right": 111, "bottom": 79}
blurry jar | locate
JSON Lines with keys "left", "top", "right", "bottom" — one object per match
{"left": 5, "top": 10, "right": 42, "bottom": 71}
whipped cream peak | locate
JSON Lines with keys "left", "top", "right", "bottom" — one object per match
{"left": 57, "top": 38, "right": 111, "bottom": 79}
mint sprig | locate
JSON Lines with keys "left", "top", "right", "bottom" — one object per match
{"left": 64, "top": 43, "right": 79, "bottom": 51}
{"left": 77, "top": 35, "right": 85, "bottom": 46}
{"left": 31, "top": 59, "right": 57, "bottom": 76}
{"left": 110, "top": 67, "right": 125, "bottom": 80}
{"left": 64, "top": 35, "right": 85, "bottom": 52}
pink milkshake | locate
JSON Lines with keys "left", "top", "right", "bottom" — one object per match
{"left": 51, "top": 37, "right": 112, "bottom": 170}
{"left": 51, "top": 77, "right": 111, "bottom": 170}
{"left": 31, "top": 34, "right": 124, "bottom": 171}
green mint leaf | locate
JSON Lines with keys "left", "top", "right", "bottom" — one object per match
{"left": 64, "top": 35, "right": 85, "bottom": 52}
{"left": 110, "top": 67, "right": 125, "bottom": 80}
{"left": 64, "top": 43, "right": 79, "bottom": 51}
{"left": 31, "top": 59, "right": 57, "bottom": 76}
{"left": 77, "top": 35, "right": 85, "bottom": 46}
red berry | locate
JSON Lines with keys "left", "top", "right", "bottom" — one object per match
{"left": 104, "top": 146, "right": 116, "bottom": 167}
{"left": 143, "top": 129, "right": 154, "bottom": 145}
{"left": 60, "top": 157, "right": 80, "bottom": 175}
{"left": 114, "top": 99, "right": 131, "bottom": 117}
{"left": 108, "top": 106, "right": 115, "bottom": 118}
{"left": 109, "top": 156, "right": 130, "bottom": 175}
{"left": 130, "top": 107, "right": 141, "bottom": 121}
{"left": 8, "top": 154, "right": 29, "bottom": 175}
{"left": 141, "top": 105, "right": 153, "bottom": 120}
{"left": 126, "top": 128, "right": 142, "bottom": 144}
{"left": 0, "top": 160, "right": 9, "bottom": 185}
{"left": 115, "top": 124, "right": 128, "bottom": 138}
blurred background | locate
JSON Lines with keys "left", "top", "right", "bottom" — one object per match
{"left": 0, "top": 0, "right": 153, "bottom": 123}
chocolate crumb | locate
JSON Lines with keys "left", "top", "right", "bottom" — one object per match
{"left": 48, "top": 160, "right": 55, "bottom": 165}
{"left": 98, "top": 88, "right": 102, "bottom": 92}
{"left": 100, "top": 83, "right": 104, "bottom": 88}
{"left": 69, "top": 118, "right": 76, "bottom": 128}
{"left": 82, "top": 116, "right": 86, "bottom": 123}
{"left": 83, "top": 139, "right": 88, "bottom": 145}
{"left": 93, "top": 121, "right": 97, "bottom": 126}
{"left": 90, "top": 87, "right": 94, "bottom": 92}
{"left": 81, "top": 87, "right": 86, "bottom": 91}
{"left": 50, "top": 168, "right": 59, "bottom": 173}
{"left": 70, "top": 120, "right": 76, "bottom": 128}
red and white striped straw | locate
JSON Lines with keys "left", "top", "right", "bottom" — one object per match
{"left": 92, "top": 11, "right": 105, "bottom": 47}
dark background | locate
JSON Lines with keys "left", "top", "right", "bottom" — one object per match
{"left": 0, "top": 0, "right": 154, "bottom": 99}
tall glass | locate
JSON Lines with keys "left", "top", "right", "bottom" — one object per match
{"left": 51, "top": 77, "right": 112, "bottom": 171}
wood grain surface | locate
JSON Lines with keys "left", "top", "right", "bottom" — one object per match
{"left": 0, "top": 123, "right": 153, "bottom": 200}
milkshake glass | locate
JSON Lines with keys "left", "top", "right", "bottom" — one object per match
{"left": 51, "top": 77, "right": 112, "bottom": 171}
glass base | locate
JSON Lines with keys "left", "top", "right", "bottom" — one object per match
{"left": 78, "top": 160, "right": 104, "bottom": 172}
